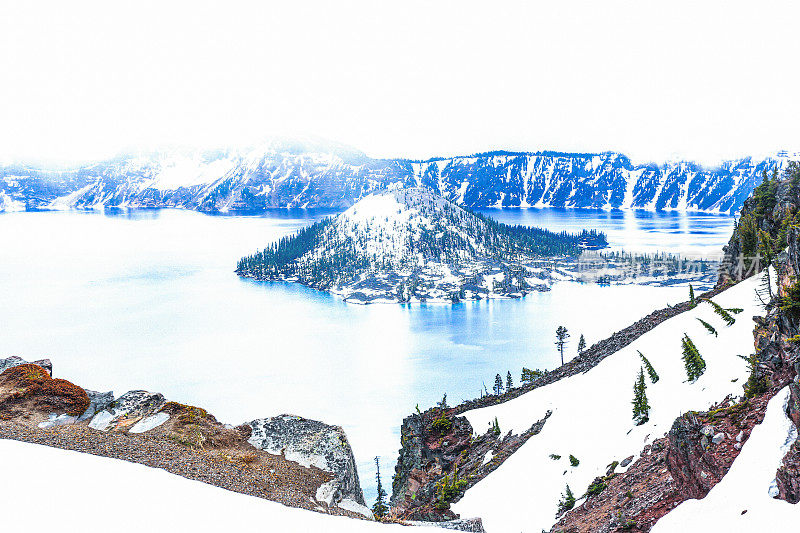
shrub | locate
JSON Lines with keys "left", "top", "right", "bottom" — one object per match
{"left": 435, "top": 473, "right": 467, "bottom": 509}
{"left": 569, "top": 455, "right": 580, "bottom": 467}
{"left": 430, "top": 415, "right": 453, "bottom": 435}
{"left": 557, "top": 484, "right": 576, "bottom": 514}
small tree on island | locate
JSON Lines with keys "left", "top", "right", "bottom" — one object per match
{"left": 372, "top": 457, "right": 388, "bottom": 519}
{"left": 506, "top": 371, "right": 513, "bottom": 391}
{"left": 555, "top": 326, "right": 570, "bottom": 365}
{"left": 632, "top": 367, "right": 650, "bottom": 425}
{"left": 577, "top": 334, "right": 586, "bottom": 354}
{"left": 493, "top": 373, "right": 503, "bottom": 395}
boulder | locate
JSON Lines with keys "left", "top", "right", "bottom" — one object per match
{"left": 89, "top": 390, "right": 166, "bottom": 432}
{"left": 78, "top": 390, "right": 115, "bottom": 421}
{"left": 248, "top": 414, "right": 365, "bottom": 505}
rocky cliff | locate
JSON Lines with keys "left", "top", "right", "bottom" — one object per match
{"left": 1, "top": 140, "right": 794, "bottom": 213}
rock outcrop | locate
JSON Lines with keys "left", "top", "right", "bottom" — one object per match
{"left": 0, "top": 356, "right": 52, "bottom": 375}
{"left": 390, "top": 406, "right": 549, "bottom": 522}
{"left": 0, "top": 363, "right": 88, "bottom": 419}
{"left": 88, "top": 390, "right": 167, "bottom": 432}
{"left": 248, "top": 414, "right": 366, "bottom": 507}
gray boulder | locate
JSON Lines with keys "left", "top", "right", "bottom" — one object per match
{"left": 89, "top": 390, "right": 166, "bottom": 432}
{"left": 0, "top": 356, "right": 53, "bottom": 375}
{"left": 78, "top": 390, "right": 116, "bottom": 421}
{"left": 248, "top": 414, "right": 365, "bottom": 505}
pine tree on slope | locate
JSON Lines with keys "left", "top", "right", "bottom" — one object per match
{"left": 493, "top": 373, "right": 503, "bottom": 395}
{"left": 632, "top": 367, "right": 650, "bottom": 425}
{"left": 637, "top": 350, "right": 659, "bottom": 383}
{"left": 578, "top": 334, "right": 586, "bottom": 354}
{"left": 681, "top": 333, "right": 706, "bottom": 382}
{"left": 372, "top": 457, "right": 388, "bottom": 519}
{"left": 555, "top": 326, "right": 570, "bottom": 365}
{"left": 506, "top": 370, "right": 513, "bottom": 391}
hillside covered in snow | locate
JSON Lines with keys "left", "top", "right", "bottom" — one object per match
{"left": 236, "top": 188, "right": 606, "bottom": 303}
{"left": 0, "top": 138, "right": 795, "bottom": 213}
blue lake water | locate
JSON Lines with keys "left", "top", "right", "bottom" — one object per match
{"left": 0, "top": 207, "right": 734, "bottom": 501}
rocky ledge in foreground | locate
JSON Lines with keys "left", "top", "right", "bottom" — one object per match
{"left": 0, "top": 356, "right": 368, "bottom": 518}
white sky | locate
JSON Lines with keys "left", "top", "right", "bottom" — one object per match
{"left": 1, "top": 0, "right": 799, "bottom": 165}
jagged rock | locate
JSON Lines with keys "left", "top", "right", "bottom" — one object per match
{"left": 248, "top": 414, "right": 365, "bottom": 506}
{"left": 666, "top": 413, "right": 727, "bottom": 499}
{"left": 711, "top": 433, "right": 725, "bottom": 445}
{"left": 0, "top": 356, "right": 52, "bottom": 375}
{"left": 78, "top": 390, "right": 115, "bottom": 421}
{"left": 620, "top": 455, "right": 634, "bottom": 467}
{"left": 88, "top": 390, "right": 166, "bottom": 432}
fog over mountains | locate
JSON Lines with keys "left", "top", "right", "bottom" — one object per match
{"left": 0, "top": 139, "right": 794, "bottom": 214}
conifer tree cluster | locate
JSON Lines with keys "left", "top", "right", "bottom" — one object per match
{"left": 557, "top": 484, "right": 576, "bottom": 514}
{"left": 681, "top": 333, "right": 706, "bottom": 381}
{"left": 234, "top": 192, "right": 608, "bottom": 286}
{"left": 632, "top": 367, "right": 650, "bottom": 425}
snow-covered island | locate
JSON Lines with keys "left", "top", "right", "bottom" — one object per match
{"left": 236, "top": 188, "right": 608, "bottom": 304}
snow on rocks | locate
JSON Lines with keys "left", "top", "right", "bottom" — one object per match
{"left": 651, "top": 387, "right": 800, "bottom": 532}
{"left": 89, "top": 390, "right": 166, "bottom": 432}
{"left": 248, "top": 414, "right": 366, "bottom": 506}
{"left": 0, "top": 438, "right": 453, "bottom": 533}
{"left": 451, "top": 273, "right": 764, "bottom": 532}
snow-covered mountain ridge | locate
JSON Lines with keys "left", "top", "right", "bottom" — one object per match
{"left": 1, "top": 141, "right": 796, "bottom": 213}
{"left": 236, "top": 188, "right": 607, "bottom": 303}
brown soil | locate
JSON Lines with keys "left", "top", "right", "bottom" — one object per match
{"left": 0, "top": 364, "right": 89, "bottom": 418}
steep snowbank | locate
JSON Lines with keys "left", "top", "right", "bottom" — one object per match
{"left": 452, "top": 274, "right": 764, "bottom": 532}
{"left": 651, "top": 386, "right": 799, "bottom": 532}
{"left": 0, "top": 438, "right": 450, "bottom": 533}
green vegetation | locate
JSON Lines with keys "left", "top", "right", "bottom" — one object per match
{"left": 681, "top": 333, "right": 706, "bottom": 382}
{"left": 638, "top": 351, "right": 659, "bottom": 383}
{"left": 577, "top": 334, "right": 586, "bottom": 354}
{"left": 434, "top": 473, "right": 468, "bottom": 510}
{"left": 549, "top": 454, "right": 561, "bottom": 460}
{"left": 521, "top": 367, "right": 545, "bottom": 383}
{"left": 632, "top": 367, "right": 650, "bottom": 425}
{"left": 689, "top": 284, "right": 696, "bottom": 307}
{"left": 557, "top": 484, "right": 576, "bottom": 514}
{"left": 696, "top": 318, "right": 718, "bottom": 337}
{"left": 491, "top": 417, "right": 501, "bottom": 437}
{"left": 569, "top": 454, "right": 580, "bottom": 467}
{"left": 702, "top": 299, "right": 736, "bottom": 326}
{"left": 780, "top": 279, "right": 800, "bottom": 317}
{"left": 430, "top": 414, "right": 453, "bottom": 435}
{"left": 235, "top": 198, "right": 608, "bottom": 285}
{"left": 555, "top": 326, "right": 570, "bottom": 365}
{"left": 372, "top": 457, "right": 388, "bottom": 518}
{"left": 737, "top": 353, "right": 770, "bottom": 398}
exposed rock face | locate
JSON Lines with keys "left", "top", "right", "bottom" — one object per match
{"left": 0, "top": 142, "right": 791, "bottom": 213}
{"left": 78, "top": 389, "right": 115, "bottom": 421}
{"left": 549, "top": 395, "right": 771, "bottom": 533}
{"left": 248, "top": 414, "right": 365, "bottom": 506}
{"left": 88, "top": 390, "right": 166, "bottom": 432}
{"left": 390, "top": 406, "right": 549, "bottom": 522}
{"left": 407, "top": 518, "right": 486, "bottom": 532}
{"left": 0, "top": 356, "right": 52, "bottom": 375}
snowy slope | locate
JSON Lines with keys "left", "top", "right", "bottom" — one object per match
{"left": 451, "top": 273, "right": 766, "bottom": 532}
{"left": 0, "top": 438, "right": 451, "bottom": 533}
{"left": 651, "top": 386, "right": 799, "bottom": 533}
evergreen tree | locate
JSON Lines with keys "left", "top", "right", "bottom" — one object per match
{"left": 372, "top": 457, "right": 388, "bottom": 519}
{"left": 557, "top": 484, "right": 576, "bottom": 514}
{"left": 681, "top": 333, "right": 706, "bottom": 382}
{"left": 555, "top": 326, "right": 570, "bottom": 365}
{"left": 632, "top": 367, "right": 650, "bottom": 425}
{"left": 493, "top": 373, "right": 503, "bottom": 395}
{"left": 437, "top": 393, "right": 448, "bottom": 409}
{"left": 506, "top": 371, "right": 513, "bottom": 391}
{"left": 696, "top": 317, "right": 718, "bottom": 337}
{"left": 637, "top": 350, "right": 659, "bottom": 383}
{"left": 702, "top": 299, "right": 735, "bottom": 326}
{"left": 689, "top": 284, "right": 696, "bottom": 307}
{"left": 521, "top": 367, "right": 544, "bottom": 383}
{"left": 577, "top": 334, "right": 586, "bottom": 354}
{"left": 491, "top": 417, "right": 501, "bottom": 436}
